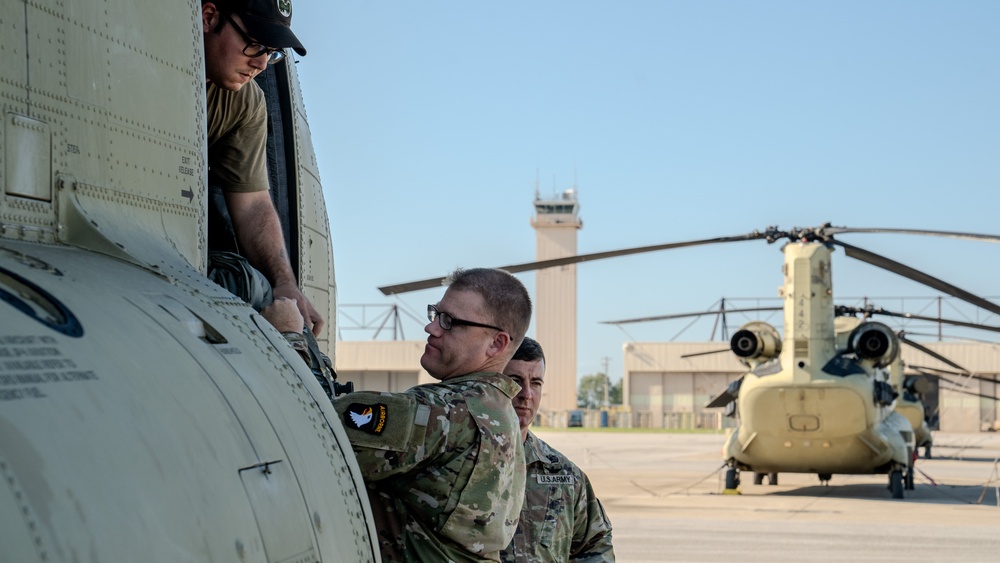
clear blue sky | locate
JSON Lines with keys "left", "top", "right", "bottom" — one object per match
{"left": 291, "top": 1, "right": 1000, "bottom": 382}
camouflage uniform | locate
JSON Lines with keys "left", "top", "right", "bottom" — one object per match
{"left": 334, "top": 372, "right": 525, "bottom": 562}
{"left": 500, "top": 431, "right": 614, "bottom": 562}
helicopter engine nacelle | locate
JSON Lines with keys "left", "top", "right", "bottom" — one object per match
{"left": 848, "top": 322, "right": 900, "bottom": 368}
{"left": 730, "top": 321, "right": 782, "bottom": 366}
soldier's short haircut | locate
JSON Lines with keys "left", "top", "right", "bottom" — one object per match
{"left": 511, "top": 336, "right": 545, "bottom": 363}
{"left": 446, "top": 268, "right": 532, "bottom": 348}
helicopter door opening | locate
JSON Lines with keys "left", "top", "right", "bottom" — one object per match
{"left": 255, "top": 64, "right": 300, "bottom": 278}
{"left": 207, "top": 62, "right": 301, "bottom": 283}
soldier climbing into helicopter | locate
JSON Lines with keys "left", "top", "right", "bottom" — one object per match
{"left": 201, "top": 0, "right": 323, "bottom": 335}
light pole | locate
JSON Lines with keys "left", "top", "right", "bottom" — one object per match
{"left": 602, "top": 356, "right": 610, "bottom": 408}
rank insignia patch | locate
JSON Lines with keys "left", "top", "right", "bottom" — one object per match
{"left": 344, "top": 403, "right": 387, "bottom": 434}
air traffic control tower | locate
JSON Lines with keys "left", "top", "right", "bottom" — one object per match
{"left": 531, "top": 188, "right": 582, "bottom": 413}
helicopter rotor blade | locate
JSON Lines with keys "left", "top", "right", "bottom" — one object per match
{"left": 905, "top": 369, "right": 963, "bottom": 387}
{"left": 820, "top": 226, "right": 1000, "bottom": 244}
{"left": 906, "top": 364, "right": 966, "bottom": 377}
{"left": 379, "top": 224, "right": 1000, "bottom": 298}
{"left": 906, "top": 370, "right": 1000, "bottom": 403}
{"left": 613, "top": 303, "right": 1000, "bottom": 332}
{"left": 907, "top": 364, "right": 999, "bottom": 384}
{"left": 938, "top": 383, "right": 1000, "bottom": 402}
{"left": 902, "top": 370, "right": 998, "bottom": 402}
{"left": 705, "top": 390, "right": 736, "bottom": 409}
{"left": 603, "top": 306, "right": 782, "bottom": 325}
{"left": 897, "top": 334, "right": 971, "bottom": 374}
{"left": 832, "top": 240, "right": 1000, "bottom": 317}
{"left": 835, "top": 305, "right": 1000, "bottom": 333}
{"left": 679, "top": 347, "right": 730, "bottom": 359}
{"left": 378, "top": 231, "right": 772, "bottom": 295}
{"left": 705, "top": 375, "right": 744, "bottom": 409}
{"left": 897, "top": 331, "right": 999, "bottom": 345}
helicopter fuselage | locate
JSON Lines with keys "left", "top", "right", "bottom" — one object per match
{"left": 724, "top": 242, "right": 914, "bottom": 477}
{"left": 728, "top": 369, "right": 912, "bottom": 474}
{"left": 1, "top": 240, "right": 375, "bottom": 562}
{"left": 1, "top": 1, "right": 376, "bottom": 560}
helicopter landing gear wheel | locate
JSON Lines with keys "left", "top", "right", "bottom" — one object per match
{"left": 753, "top": 472, "right": 765, "bottom": 485}
{"left": 905, "top": 448, "right": 916, "bottom": 491}
{"left": 889, "top": 470, "right": 904, "bottom": 499}
{"left": 768, "top": 472, "right": 778, "bottom": 485}
{"left": 924, "top": 444, "right": 932, "bottom": 459}
{"left": 725, "top": 468, "right": 740, "bottom": 490}
{"left": 818, "top": 473, "right": 832, "bottom": 485}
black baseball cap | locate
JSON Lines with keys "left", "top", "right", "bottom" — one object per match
{"left": 216, "top": 0, "right": 306, "bottom": 56}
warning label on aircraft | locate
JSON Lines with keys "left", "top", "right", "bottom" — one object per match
{"left": 0, "top": 335, "right": 97, "bottom": 402}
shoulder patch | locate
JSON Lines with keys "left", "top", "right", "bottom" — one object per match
{"left": 343, "top": 402, "right": 388, "bottom": 434}
{"left": 334, "top": 392, "right": 420, "bottom": 451}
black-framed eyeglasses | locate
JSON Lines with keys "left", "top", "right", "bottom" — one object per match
{"left": 224, "top": 13, "right": 285, "bottom": 65}
{"left": 427, "top": 304, "right": 505, "bottom": 333}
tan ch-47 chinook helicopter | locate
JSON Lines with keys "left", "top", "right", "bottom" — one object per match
{"left": 606, "top": 299, "right": 1000, "bottom": 496}
{"left": 1, "top": 1, "right": 379, "bottom": 561}
{"left": 380, "top": 224, "right": 1000, "bottom": 499}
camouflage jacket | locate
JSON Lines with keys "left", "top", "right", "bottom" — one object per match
{"left": 334, "top": 372, "right": 525, "bottom": 562}
{"left": 499, "top": 432, "right": 614, "bottom": 562}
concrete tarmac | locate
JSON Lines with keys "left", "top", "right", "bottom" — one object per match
{"left": 533, "top": 430, "right": 1000, "bottom": 563}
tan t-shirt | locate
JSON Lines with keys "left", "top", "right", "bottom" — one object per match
{"left": 206, "top": 81, "right": 269, "bottom": 193}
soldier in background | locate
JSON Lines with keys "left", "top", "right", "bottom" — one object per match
{"left": 501, "top": 337, "right": 615, "bottom": 562}
{"left": 334, "top": 268, "right": 531, "bottom": 562}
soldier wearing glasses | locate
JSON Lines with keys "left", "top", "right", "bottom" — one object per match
{"left": 201, "top": 0, "right": 324, "bottom": 335}
{"left": 334, "top": 268, "right": 531, "bottom": 562}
